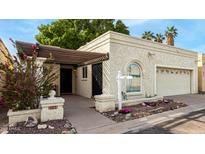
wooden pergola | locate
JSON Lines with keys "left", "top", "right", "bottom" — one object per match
{"left": 16, "top": 41, "right": 109, "bottom": 66}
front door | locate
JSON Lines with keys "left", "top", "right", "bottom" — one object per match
{"left": 92, "top": 63, "right": 102, "bottom": 96}
{"left": 60, "top": 68, "right": 72, "bottom": 94}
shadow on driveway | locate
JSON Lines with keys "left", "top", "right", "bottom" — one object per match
{"left": 125, "top": 109, "right": 205, "bottom": 134}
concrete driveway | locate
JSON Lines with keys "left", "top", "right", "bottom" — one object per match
{"left": 63, "top": 94, "right": 205, "bottom": 134}
{"left": 127, "top": 94, "right": 205, "bottom": 134}
{"left": 63, "top": 95, "right": 115, "bottom": 133}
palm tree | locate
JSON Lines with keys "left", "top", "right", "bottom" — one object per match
{"left": 142, "top": 31, "right": 155, "bottom": 40}
{"left": 165, "top": 26, "right": 178, "bottom": 46}
{"left": 154, "top": 33, "right": 165, "bottom": 43}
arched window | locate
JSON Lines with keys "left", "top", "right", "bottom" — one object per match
{"left": 126, "top": 63, "right": 141, "bottom": 93}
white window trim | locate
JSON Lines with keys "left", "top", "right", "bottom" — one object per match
{"left": 82, "top": 66, "right": 88, "bottom": 80}
{"left": 126, "top": 63, "right": 143, "bottom": 94}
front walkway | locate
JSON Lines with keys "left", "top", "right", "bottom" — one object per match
{"left": 63, "top": 95, "right": 115, "bottom": 133}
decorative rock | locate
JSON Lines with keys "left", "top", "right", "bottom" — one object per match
{"left": 61, "top": 130, "right": 71, "bottom": 134}
{"left": 37, "top": 124, "right": 47, "bottom": 129}
{"left": 49, "top": 90, "right": 56, "bottom": 99}
{"left": 25, "top": 116, "right": 38, "bottom": 128}
{"left": 48, "top": 125, "right": 54, "bottom": 129}
{"left": 64, "top": 123, "right": 72, "bottom": 129}
{"left": 163, "top": 99, "right": 169, "bottom": 103}
{"left": 1, "top": 131, "right": 8, "bottom": 134}
{"left": 9, "top": 122, "right": 17, "bottom": 128}
{"left": 125, "top": 113, "right": 132, "bottom": 120}
{"left": 114, "top": 111, "right": 119, "bottom": 116}
{"left": 70, "top": 127, "right": 77, "bottom": 134}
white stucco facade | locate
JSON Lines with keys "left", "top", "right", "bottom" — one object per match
{"left": 77, "top": 31, "right": 198, "bottom": 104}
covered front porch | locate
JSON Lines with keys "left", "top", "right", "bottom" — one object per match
{"left": 16, "top": 41, "right": 109, "bottom": 97}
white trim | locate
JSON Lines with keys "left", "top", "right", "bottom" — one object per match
{"left": 78, "top": 31, "right": 197, "bottom": 58}
{"left": 154, "top": 64, "right": 195, "bottom": 96}
{"left": 82, "top": 66, "right": 88, "bottom": 80}
{"left": 125, "top": 62, "right": 143, "bottom": 94}
{"left": 109, "top": 31, "right": 198, "bottom": 56}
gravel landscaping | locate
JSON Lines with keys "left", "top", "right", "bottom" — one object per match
{"left": 0, "top": 108, "right": 77, "bottom": 134}
{"left": 101, "top": 99, "right": 187, "bottom": 122}
{"left": 7, "top": 118, "right": 77, "bottom": 134}
{"left": 0, "top": 107, "right": 8, "bottom": 132}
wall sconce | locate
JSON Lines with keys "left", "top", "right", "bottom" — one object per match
{"left": 73, "top": 68, "right": 77, "bottom": 77}
{"left": 147, "top": 52, "right": 155, "bottom": 57}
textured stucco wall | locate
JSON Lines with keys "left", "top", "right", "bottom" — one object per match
{"left": 108, "top": 31, "right": 198, "bottom": 99}
{"left": 76, "top": 33, "right": 111, "bottom": 98}
{"left": 198, "top": 54, "right": 205, "bottom": 92}
{"left": 76, "top": 65, "right": 92, "bottom": 98}
{"left": 76, "top": 31, "right": 198, "bottom": 99}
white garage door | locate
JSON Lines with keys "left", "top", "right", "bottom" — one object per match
{"left": 156, "top": 67, "right": 191, "bottom": 96}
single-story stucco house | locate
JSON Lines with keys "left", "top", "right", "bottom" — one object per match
{"left": 16, "top": 31, "right": 199, "bottom": 112}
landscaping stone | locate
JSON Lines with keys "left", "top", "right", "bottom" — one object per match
{"left": 114, "top": 111, "right": 119, "bottom": 116}
{"left": 7, "top": 119, "right": 76, "bottom": 134}
{"left": 70, "top": 127, "right": 77, "bottom": 134}
{"left": 101, "top": 99, "right": 187, "bottom": 122}
{"left": 125, "top": 113, "right": 132, "bottom": 120}
{"left": 25, "top": 116, "right": 38, "bottom": 128}
{"left": 9, "top": 122, "right": 17, "bottom": 128}
{"left": 1, "top": 130, "right": 8, "bottom": 134}
{"left": 61, "top": 130, "right": 71, "bottom": 134}
{"left": 64, "top": 122, "right": 72, "bottom": 129}
{"left": 48, "top": 125, "right": 54, "bottom": 129}
{"left": 37, "top": 124, "right": 47, "bottom": 129}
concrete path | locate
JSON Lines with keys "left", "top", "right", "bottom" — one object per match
{"left": 63, "top": 95, "right": 115, "bottom": 133}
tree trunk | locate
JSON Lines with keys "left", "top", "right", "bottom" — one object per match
{"left": 167, "top": 34, "right": 174, "bottom": 46}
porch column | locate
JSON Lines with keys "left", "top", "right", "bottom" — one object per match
{"left": 102, "top": 60, "right": 111, "bottom": 95}
{"left": 35, "top": 57, "right": 47, "bottom": 77}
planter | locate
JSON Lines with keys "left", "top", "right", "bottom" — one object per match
{"left": 40, "top": 97, "right": 65, "bottom": 122}
{"left": 7, "top": 109, "right": 41, "bottom": 124}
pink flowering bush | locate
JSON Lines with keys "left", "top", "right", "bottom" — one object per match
{"left": 119, "top": 107, "right": 132, "bottom": 114}
{"left": 0, "top": 97, "right": 6, "bottom": 108}
{"left": 0, "top": 42, "right": 57, "bottom": 111}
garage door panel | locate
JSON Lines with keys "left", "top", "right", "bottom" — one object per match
{"left": 157, "top": 68, "right": 191, "bottom": 96}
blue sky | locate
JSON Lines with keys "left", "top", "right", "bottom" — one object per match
{"left": 1, "top": 19, "right": 205, "bottom": 56}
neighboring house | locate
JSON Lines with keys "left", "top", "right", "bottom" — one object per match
{"left": 16, "top": 31, "right": 199, "bottom": 112}
{"left": 198, "top": 53, "right": 205, "bottom": 92}
{"left": 0, "top": 38, "right": 12, "bottom": 96}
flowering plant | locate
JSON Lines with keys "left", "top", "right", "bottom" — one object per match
{"left": 0, "top": 97, "right": 6, "bottom": 108}
{"left": 119, "top": 107, "right": 132, "bottom": 114}
{"left": 0, "top": 41, "right": 57, "bottom": 111}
